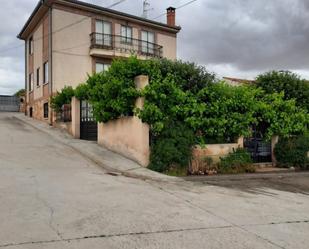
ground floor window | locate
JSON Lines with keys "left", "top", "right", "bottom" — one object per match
{"left": 96, "top": 62, "right": 110, "bottom": 73}
{"left": 43, "top": 103, "right": 48, "bottom": 118}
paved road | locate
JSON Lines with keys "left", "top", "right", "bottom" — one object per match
{"left": 0, "top": 112, "right": 309, "bottom": 249}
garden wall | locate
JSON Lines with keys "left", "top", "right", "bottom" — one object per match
{"left": 97, "top": 76, "right": 150, "bottom": 167}
{"left": 190, "top": 138, "right": 244, "bottom": 174}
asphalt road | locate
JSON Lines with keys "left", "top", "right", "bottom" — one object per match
{"left": 0, "top": 112, "right": 309, "bottom": 249}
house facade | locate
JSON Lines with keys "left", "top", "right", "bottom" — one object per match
{"left": 18, "top": 0, "right": 181, "bottom": 123}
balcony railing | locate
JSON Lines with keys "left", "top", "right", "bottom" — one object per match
{"left": 90, "top": 33, "right": 163, "bottom": 58}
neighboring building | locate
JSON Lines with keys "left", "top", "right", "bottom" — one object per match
{"left": 18, "top": 0, "right": 181, "bottom": 123}
{"left": 223, "top": 77, "right": 255, "bottom": 86}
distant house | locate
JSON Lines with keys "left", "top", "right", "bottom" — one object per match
{"left": 223, "top": 77, "right": 255, "bottom": 86}
{"left": 17, "top": 0, "right": 181, "bottom": 123}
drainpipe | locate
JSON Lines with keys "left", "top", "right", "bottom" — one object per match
{"left": 24, "top": 41, "right": 27, "bottom": 115}
{"left": 48, "top": 6, "right": 53, "bottom": 125}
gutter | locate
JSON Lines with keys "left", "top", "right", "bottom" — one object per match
{"left": 24, "top": 41, "right": 27, "bottom": 115}
{"left": 48, "top": 6, "right": 53, "bottom": 126}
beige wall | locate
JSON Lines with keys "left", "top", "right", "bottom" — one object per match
{"left": 52, "top": 8, "right": 92, "bottom": 92}
{"left": 157, "top": 33, "right": 177, "bottom": 60}
{"left": 32, "top": 24, "right": 44, "bottom": 100}
{"left": 97, "top": 76, "right": 150, "bottom": 167}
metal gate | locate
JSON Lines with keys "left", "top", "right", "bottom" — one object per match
{"left": 80, "top": 100, "right": 97, "bottom": 141}
{"left": 0, "top": 95, "right": 20, "bottom": 112}
{"left": 244, "top": 127, "right": 272, "bottom": 163}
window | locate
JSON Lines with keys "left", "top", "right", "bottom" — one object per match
{"left": 29, "top": 37, "right": 33, "bottom": 55}
{"left": 141, "top": 31, "right": 154, "bottom": 54}
{"left": 43, "top": 103, "right": 49, "bottom": 119}
{"left": 95, "top": 20, "right": 112, "bottom": 46}
{"left": 43, "top": 61, "right": 48, "bottom": 84}
{"left": 36, "top": 68, "right": 40, "bottom": 87}
{"left": 28, "top": 73, "right": 33, "bottom": 92}
{"left": 96, "top": 62, "right": 110, "bottom": 73}
{"left": 121, "top": 25, "right": 132, "bottom": 44}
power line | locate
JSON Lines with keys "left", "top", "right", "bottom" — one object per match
{"left": 107, "top": 0, "right": 127, "bottom": 8}
{"left": 152, "top": 0, "right": 199, "bottom": 20}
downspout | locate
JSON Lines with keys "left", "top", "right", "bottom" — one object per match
{"left": 24, "top": 41, "right": 27, "bottom": 115}
{"left": 48, "top": 6, "right": 53, "bottom": 125}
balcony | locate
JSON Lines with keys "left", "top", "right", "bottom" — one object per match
{"left": 90, "top": 33, "right": 163, "bottom": 58}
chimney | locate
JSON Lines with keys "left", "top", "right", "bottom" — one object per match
{"left": 167, "top": 7, "right": 176, "bottom": 27}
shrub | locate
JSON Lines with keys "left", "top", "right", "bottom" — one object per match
{"left": 148, "top": 122, "right": 195, "bottom": 173}
{"left": 256, "top": 71, "right": 309, "bottom": 111}
{"left": 218, "top": 148, "right": 255, "bottom": 174}
{"left": 274, "top": 134, "right": 309, "bottom": 169}
{"left": 50, "top": 86, "right": 74, "bottom": 113}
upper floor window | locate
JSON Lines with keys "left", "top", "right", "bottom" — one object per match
{"left": 43, "top": 61, "right": 49, "bottom": 84}
{"left": 95, "top": 20, "right": 112, "bottom": 47}
{"left": 121, "top": 25, "right": 132, "bottom": 44}
{"left": 96, "top": 62, "right": 110, "bottom": 73}
{"left": 29, "top": 73, "right": 33, "bottom": 92}
{"left": 36, "top": 68, "right": 40, "bottom": 87}
{"left": 29, "top": 37, "right": 33, "bottom": 55}
{"left": 141, "top": 31, "right": 154, "bottom": 54}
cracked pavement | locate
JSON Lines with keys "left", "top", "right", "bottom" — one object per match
{"left": 0, "top": 112, "right": 309, "bottom": 249}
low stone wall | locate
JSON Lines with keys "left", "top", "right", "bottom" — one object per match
{"left": 190, "top": 138, "right": 244, "bottom": 174}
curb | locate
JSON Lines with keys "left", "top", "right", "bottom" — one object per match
{"left": 13, "top": 114, "right": 181, "bottom": 183}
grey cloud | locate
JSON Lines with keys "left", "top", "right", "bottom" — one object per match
{"left": 1, "top": 0, "right": 309, "bottom": 95}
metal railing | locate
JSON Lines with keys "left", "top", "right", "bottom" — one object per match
{"left": 90, "top": 33, "right": 163, "bottom": 58}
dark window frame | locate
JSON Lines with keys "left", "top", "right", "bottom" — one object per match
{"left": 36, "top": 67, "right": 40, "bottom": 87}
{"left": 29, "top": 37, "right": 33, "bottom": 55}
{"left": 43, "top": 102, "right": 49, "bottom": 119}
{"left": 43, "top": 61, "right": 48, "bottom": 84}
{"left": 28, "top": 73, "right": 33, "bottom": 92}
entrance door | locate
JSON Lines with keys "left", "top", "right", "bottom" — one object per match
{"left": 80, "top": 101, "right": 97, "bottom": 141}
{"left": 244, "top": 128, "right": 272, "bottom": 163}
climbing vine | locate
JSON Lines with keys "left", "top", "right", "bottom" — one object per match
{"left": 52, "top": 57, "right": 309, "bottom": 173}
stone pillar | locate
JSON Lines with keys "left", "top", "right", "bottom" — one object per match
{"left": 71, "top": 97, "right": 80, "bottom": 139}
{"left": 271, "top": 136, "right": 279, "bottom": 166}
{"left": 237, "top": 136, "right": 244, "bottom": 148}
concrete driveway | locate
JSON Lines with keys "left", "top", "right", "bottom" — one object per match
{"left": 0, "top": 112, "right": 309, "bottom": 249}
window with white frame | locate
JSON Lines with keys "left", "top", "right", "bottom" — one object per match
{"left": 95, "top": 20, "right": 112, "bottom": 46}
{"left": 141, "top": 31, "right": 154, "bottom": 54}
{"left": 121, "top": 25, "right": 132, "bottom": 44}
{"left": 43, "top": 61, "right": 48, "bottom": 84}
{"left": 96, "top": 62, "right": 110, "bottom": 73}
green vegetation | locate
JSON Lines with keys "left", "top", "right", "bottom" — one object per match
{"left": 274, "top": 133, "right": 309, "bottom": 169}
{"left": 218, "top": 148, "right": 255, "bottom": 174}
{"left": 256, "top": 71, "right": 309, "bottom": 111}
{"left": 52, "top": 57, "right": 309, "bottom": 174}
{"left": 14, "top": 89, "right": 25, "bottom": 97}
{"left": 50, "top": 86, "right": 74, "bottom": 113}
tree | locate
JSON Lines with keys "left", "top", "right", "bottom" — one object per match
{"left": 256, "top": 71, "right": 309, "bottom": 111}
{"left": 14, "top": 89, "right": 25, "bottom": 97}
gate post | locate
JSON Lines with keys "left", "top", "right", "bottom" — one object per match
{"left": 71, "top": 97, "right": 80, "bottom": 139}
{"left": 271, "top": 136, "right": 279, "bottom": 166}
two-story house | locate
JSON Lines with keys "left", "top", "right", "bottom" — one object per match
{"left": 18, "top": 0, "right": 181, "bottom": 124}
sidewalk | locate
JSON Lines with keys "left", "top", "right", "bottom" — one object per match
{"left": 14, "top": 113, "right": 179, "bottom": 182}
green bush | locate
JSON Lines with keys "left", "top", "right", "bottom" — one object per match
{"left": 148, "top": 122, "right": 195, "bottom": 173}
{"left": 218, "top": 148, "right": 255, "bottom": 174}
{"left": 256, "top": 71, "right": 309, "bottom": 111}
{"left": 50, "top": 86, "right": 75, "bottom": 113}
{"left": 274, "top": 134, "right": 309, "bottom": 169}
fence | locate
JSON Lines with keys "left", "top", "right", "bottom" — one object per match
{"left": 0, "top": 95, "right": 20, "bottom": 112}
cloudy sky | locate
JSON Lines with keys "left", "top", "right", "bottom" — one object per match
{"left": 1, "top": 0, "right": 309, "bottom": 95}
